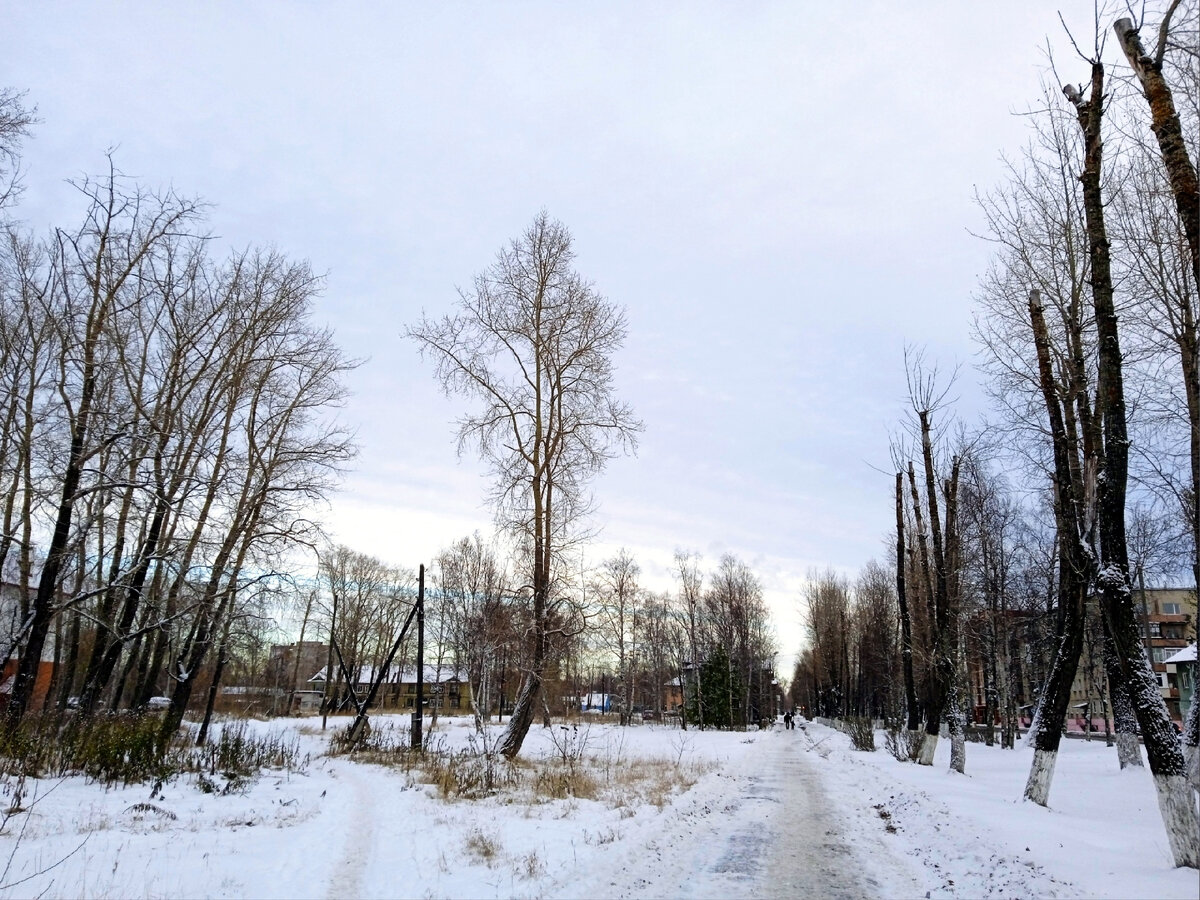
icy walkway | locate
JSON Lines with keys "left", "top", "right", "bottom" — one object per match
{"left": 558, "top": 729, "right": 920, "bottom": 899}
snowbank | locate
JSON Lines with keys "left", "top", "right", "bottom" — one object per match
{"left": 799, "top": 720, "right": 1199, "bottom": 899}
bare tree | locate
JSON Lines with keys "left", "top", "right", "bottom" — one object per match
{"left": 317, "top": 545, "right": 411, "bottom": 716}
{"left": 0, "top": 88, "right": 36, "bottom": 210}
{"left": 4, "top": 166, "right": 201, "bottom": 725}
{"left": 706, "top": 554, "right": 771, "bottom": 728}
{"left": 898, "top": 351, "right": 965, "bottom": 771}
{"left": 958, "top": 452, "right": 1025, "bottom": 748}
{"left": 852, "top": 561, "right": 900, "bottom": 721}
{"left": 972, "top": 72, "right": 1145, "bottom": 777}
{"left": 892, "top": 466, "right": 922, "bottom": 736}
{"left": 1062, "top": 48, "right": 1198, "bottom": 866}
{"left": 435, "top": 532, "right": 513, "bottom": 729}
{"left": 637, "top": 590, "right": 675, "bottom": 721}
{"left": 409, "top": 212, "right": 641, "bottom": 758}
{"left": 673, "top": 549, "right": 705, "bottom": 729}
{"left": 593, "top": 549, "right": 641, "bottom": 725}
{"left": 803, "top": 568, "right": 851, "bottom": 720}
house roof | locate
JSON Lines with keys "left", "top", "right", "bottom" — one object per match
{"left": 1164, "top": 643, "right": 1197, "bottom": 664}
{"left": 308, "top": 664, "right": 466, "bottom": 684}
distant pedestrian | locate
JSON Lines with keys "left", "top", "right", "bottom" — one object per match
{"left": 784, "top": 711, "right": 794, "bottom": 730}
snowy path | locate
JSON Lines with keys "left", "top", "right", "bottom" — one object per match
{"left": 324, "top": 760, "right": 378, "bottom": 900}
{"left": 565, "top": 730, "right": 921, "bottom": 899}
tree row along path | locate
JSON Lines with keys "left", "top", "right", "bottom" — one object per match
{"left": 562, "top": 730, "right": 921, "bottom": 899}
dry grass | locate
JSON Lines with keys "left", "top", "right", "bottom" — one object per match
{"left": 514, "top": 850, "right": 545, "bottom": 881}
{"left": 340, "top": 720, "right": 717, "bottom": 815}
{"left": 465, "top": 827, "right": 503, "bottom": 865}
{"left": 530, "top": 762, "right": 600, "bottom": 800}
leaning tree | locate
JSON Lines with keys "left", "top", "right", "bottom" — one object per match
{"left": 410, "top": 212, "right": 641, "bottom": 758}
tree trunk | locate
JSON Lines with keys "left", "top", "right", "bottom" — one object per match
{"left": 1024, "top": 291, "right": 1089, "bottom": 805}
{"left": 1113, "top": 14, "right": 1200, "bottom": 292}
{"left": 496, "top": 554, "right": 547, "bottom": 757}
{"left": 1113, "top": 12, "right": 1200, "bottom": 658}
{"left": 896, "top": 474, "right": 921, "bottom": 733}
{"left": 1103, "top": 623, "right": 1143, "bottom": 768}
{"left": 79, "top": 489, "right": 170, "bottom": 713}
{"left": 1067, "top": 63, "right": 1198, "bottom": 866}
{"left": 196, "top": 617, "right": 232, "bottom": 746}
{"left": 1182, "top": 690, "right": 1199, "bottom": 793}
{"left": 288, "top": 591, "right": 316, "bottom": 716}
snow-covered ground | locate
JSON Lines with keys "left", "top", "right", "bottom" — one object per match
{"left": 0, "top": 715, "right": 1194, "bottom": 898}
{"left": 799, "top": 721, "right": 1199, "bottom": 899}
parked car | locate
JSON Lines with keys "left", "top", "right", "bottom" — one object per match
{"left": 145, "top": 696, "right": 171, "bottom": 711}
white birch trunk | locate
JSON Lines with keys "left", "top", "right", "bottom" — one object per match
{"left": 1024, "top": 748, "right": 1057, "bottom": 806}
{"left": 918, "top": 732, "right": 938, "bottom": 766}
{"left": 949, "top": 732, "right": 966, "bottom": 774}
{"left": 1152, "top": 773, "right": 1200, "bottom": 868}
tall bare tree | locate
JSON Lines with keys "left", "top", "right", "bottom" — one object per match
{"left": 409, "top": 212, "right": 641, "bottom": 757}
{"left": 898, "top": 352, "right": 964, "bottom": 770}
{"left": 1063, "top": 50, "right": 1198, "bottom": 867}
{"left": 5, "top": 167, "right": 200, "bottom": 725}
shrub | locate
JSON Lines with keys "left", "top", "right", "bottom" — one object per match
{"left": 199, "top": 721, "right": 304, "bottom": 775}
{"left": 0, "top": 710, "right": 171, "bottom": 787}
{"left": 0, "top": 711, "right": 306, "bottom": 791}
{"left": 465, "top": 828, "right": 502, "bottom": 864}
{"left": 845, "top": 717, "right": 876, "bottom": 751}
{"left": 884, "top": 724, "right": 923, "bottom": 762}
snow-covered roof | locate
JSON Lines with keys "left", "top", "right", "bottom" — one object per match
{"left": 308, "top": 664, "right": 466, "bottom": 684}
{"left": 1164, "top": 643, "right": 1196, "bottom": 664}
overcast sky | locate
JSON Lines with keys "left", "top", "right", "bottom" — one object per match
{"left": 6, "top": 1, "right": 1106, "bottom": 667}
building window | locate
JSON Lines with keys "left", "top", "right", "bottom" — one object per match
{"left": 1162, "top": 602, "right": 1182, "bottom": 615}
{"left": 1149, "top": 622, "right": 1162, "bottom": 637}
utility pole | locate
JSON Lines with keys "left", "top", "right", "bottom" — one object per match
{"left": 411, "top": 564, "right": 425, "bottom": 750}
{"left": 322, "top": 589, "right": 338, "bottom": 731}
